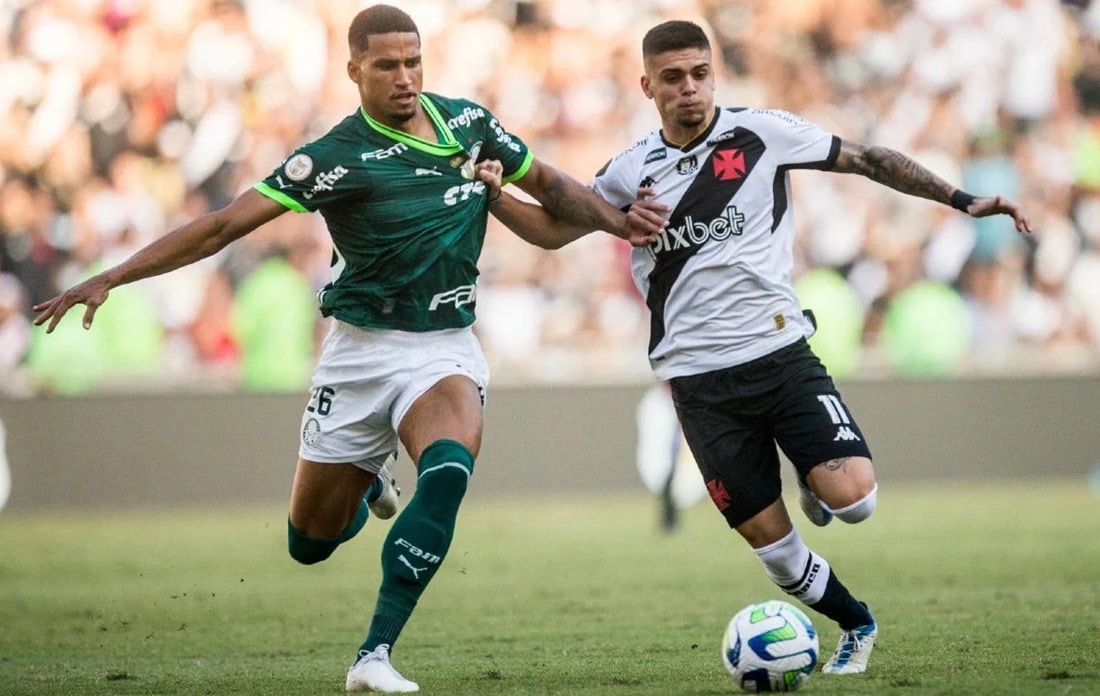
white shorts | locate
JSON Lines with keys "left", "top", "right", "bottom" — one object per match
{"left": 298, "top": 321, "right": 489, "bottom": 473}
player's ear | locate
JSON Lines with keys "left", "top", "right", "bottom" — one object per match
{"left": 347, "top": 60, "right": 360, "bottom": 83}
{"left": 640, "top": 75, "right": 653, "bottom": 99}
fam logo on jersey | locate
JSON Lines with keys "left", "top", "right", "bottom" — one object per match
{"left": 675, "top": 155, "right": 698, "bottom": 175}
{"left": 429, "top": 283, "right": 477, "bottom": 311}
{"left": 647, "top": 205, "right": 746, "bottom": 257}
{"left": 361, "top": 142, "right": 409, "bottom": 161}
{"left": 644, "top": 148, "right": 667, "bottom": 164}
{"left": 639, "top": 175, "right": 658, "bottom": 189}
{"left": 284, "top": 153, "right": 313, "bottom": 181}
{"left": 712, "top": 147, "right": 747, "bottom": 182}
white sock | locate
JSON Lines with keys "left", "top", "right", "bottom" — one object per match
{"left": 753, "top": 528, "right": 831, "bottom": 604}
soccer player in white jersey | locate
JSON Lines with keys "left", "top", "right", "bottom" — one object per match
{"left": 481, "top": 19, "right": 1031, "bottom": 677}
{"left": 32, "top": 6, "right": 662, "bottom": 693}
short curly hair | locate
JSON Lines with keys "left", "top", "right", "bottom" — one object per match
{"left": 348, "top": 5, "right": 420, "bottom": 57}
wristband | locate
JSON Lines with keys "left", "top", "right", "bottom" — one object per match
{"left": 950, "top": 189, "right": 976, "bottom": 212}
{"left": 487, "top": 189, "right": 502, "bottom": 204}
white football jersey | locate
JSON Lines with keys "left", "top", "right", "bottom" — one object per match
{"left": 591, "top": 107, "right": 840, "bottom": 380}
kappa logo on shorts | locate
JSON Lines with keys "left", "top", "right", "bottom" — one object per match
{"left": 818, "top": 394, "right": 861, "bottom": 441}
{"left": 302, "top": 418, "right": 322, "bottom": 446}
{"left": 833, "top": 426, "right": 861, "bottom": 442}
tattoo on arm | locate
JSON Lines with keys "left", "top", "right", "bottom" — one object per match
{"left": 536, "top": 167, "right": 614, "bottom": 230}
{"left": 537, "top": 169, "right": 570, "bottom": 216}
{"left": 833, "top": 139, "right": 954, "bottom": 206}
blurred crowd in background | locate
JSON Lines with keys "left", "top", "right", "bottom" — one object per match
{"left": 2, "top": 0, "right": 1100, "bottom": 395}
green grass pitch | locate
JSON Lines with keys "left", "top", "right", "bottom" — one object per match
{"left": 1, "top": 481, "right": 1098, "bottom": 695}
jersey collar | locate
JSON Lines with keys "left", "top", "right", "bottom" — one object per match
{"left": 660, "top": 106, "right": 721, "bottom": 151}
{"left": 359, "top": 94, "right": 462, "bottom": 156}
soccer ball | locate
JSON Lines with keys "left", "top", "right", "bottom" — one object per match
{"left": 721, "top": 600, "right": 819, "bottom": 692}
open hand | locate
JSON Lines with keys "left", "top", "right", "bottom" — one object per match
{"left": 967, "top": 196, "right": 1033, "bottom": 234}
{"left": 32, "top": 275, "right": 112, "bottom": 333}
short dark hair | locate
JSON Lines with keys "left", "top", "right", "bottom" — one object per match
{"left": 642, "top": 20, "right": 710, "bottom": 58}
{"left": 348, "top": 5, "right": 420, "bottom": 57}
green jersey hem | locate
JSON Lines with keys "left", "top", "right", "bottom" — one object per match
{"left": 328, "top": 309, "right": 477, "bottom": 333}
{"left": 254, "top": 182, "right": 308, "bottom": 213}
{"left": 502, "top": 150, "right": 534, "bottom": 185}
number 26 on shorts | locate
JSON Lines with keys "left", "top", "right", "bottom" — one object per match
{"left": 307, "top": 386, "right": 335, "bottom": 417}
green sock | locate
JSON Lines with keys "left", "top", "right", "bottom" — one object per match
{"left": 359, "top": 439, "right": 473, "bottom": 653}
{"left": 337, "top": 497, "right": 370, "bottom": 543}
{"left": 365, "top": 476, "right": 384, "bottom": 505}
{"left": 287, "top": 496, "right": 370, "bottom": 564}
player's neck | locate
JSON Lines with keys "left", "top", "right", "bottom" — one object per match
{"left": 365, "top": 106, "right": 437, "bottom": 142}
{"left": 662, "top": 109, "right": 716, "bottom": 150}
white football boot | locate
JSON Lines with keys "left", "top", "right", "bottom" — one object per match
{"left": 367, "top": 454, "right": 401, "bottom": 520}
{"left": 346, "top": 644, "right": 419, "bottom": 693}
{"left": 821, "top": 619, "right": 878, "bottom": 674}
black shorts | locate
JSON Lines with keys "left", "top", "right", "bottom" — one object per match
{"left": 668, "top": 339, "right": 872, "bottom": 528}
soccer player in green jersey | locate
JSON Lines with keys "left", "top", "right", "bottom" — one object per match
{"left": 33, "top": 5, "right": 662, "bottom": 693}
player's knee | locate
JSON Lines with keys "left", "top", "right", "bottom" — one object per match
{"left": 287, "top": 520, "right": 340, "bottom": 565}
{"left": 826, "top": 483, "right": 877, "bottom": 524}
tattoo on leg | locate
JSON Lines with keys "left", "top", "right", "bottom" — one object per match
{"left": 822, "top": 457, "right": 851, "bottom": 472}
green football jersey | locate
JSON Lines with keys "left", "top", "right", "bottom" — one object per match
{"left": 255, "top": 93, "right": 533, "bottom": 331}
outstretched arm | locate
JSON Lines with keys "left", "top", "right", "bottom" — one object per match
{"left": 832, "top": 139, "right": 1032, "bottom": 234}
{"left": 477, "top": 159, "right": 667, "bottom": 249}
{"left": 33, "top": 188, "right": 287, "bottom": 332}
